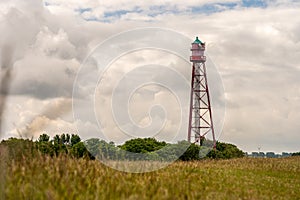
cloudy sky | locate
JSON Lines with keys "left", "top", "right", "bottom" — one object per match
{"left": 0, "top": 0, "right": 300, "bottom": 153}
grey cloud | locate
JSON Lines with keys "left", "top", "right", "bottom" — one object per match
{"left": 1, "top": 0, "right": 300, "bottom": 153}
{"left": 18, "top": 98, "right": 72, "bottom": 137}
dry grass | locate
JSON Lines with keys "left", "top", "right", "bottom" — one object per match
{"left": 1, "top": 154, "right": 300, "bottom": 200}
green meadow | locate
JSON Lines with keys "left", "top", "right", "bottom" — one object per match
{"left": 1, "top": 151, "right": 299, "bottom": 200}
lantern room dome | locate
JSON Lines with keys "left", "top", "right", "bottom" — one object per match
{"left": 193, "top": 36, "right": 202, "bottom": 44}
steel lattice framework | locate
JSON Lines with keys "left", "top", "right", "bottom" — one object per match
{"left": 188, "top": 37, "right": 216, "bottom": 148}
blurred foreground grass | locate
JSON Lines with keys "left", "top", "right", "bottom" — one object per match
{"left": 1, "top": 148, "right": 300, "bottom": 200}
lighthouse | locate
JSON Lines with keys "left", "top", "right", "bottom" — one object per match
{"left": 188, "top": 37, "right": 216, "bottom": 148}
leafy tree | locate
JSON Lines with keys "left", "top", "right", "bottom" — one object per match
{"left": 37, "top": 134, "right": 54, "bottom": 156}
{"left": 179, "top": 143, "right": 201, "bottom": 161}
{"left": 37, "top": 141, "right": 54, "bottom": 156}
{"left": 71, "top": 134, "right": 81, "bottom": 147}
{"left": 207, "top": 141, "right": 245, "bottom": 159}
{"left": 66, "top": 134, "right": 70, "bottom": 145}
{"left": 53, "top": 135, "right": 61, "bottom": 145}
{"left": 292, "top": 152, "right": 300, "bottom": 156}
{"left": 38, "top": 134, "right": 50, "bottom": 142}
{"left": 84, "top": 139, "right": 118, "bottom": 160}
{"left": 52, "top": 134, "right": 68, "bottom": 155}
{"left": 198, "top": 146, "right": 211, "bottom": 158}
{"left": 120, "top": 138, "right": 166, "bottom": 153}
{"left": 71, "top": 142, "right": 88, "bottom": 158}
{"left": 61, "top": 134, "right": 67, "bottom": 144}
{"left": 85, "top": 138, "right": 101, "bottom": 157}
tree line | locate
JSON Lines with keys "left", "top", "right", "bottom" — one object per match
{"left": 292, "top": 152, "right": 300, "bottom": 156}
{"left": 0, "top": 133, "right": 249, "bottom": 161}
{"left": 0, "top": 134, "right": 94, "bottom": 161}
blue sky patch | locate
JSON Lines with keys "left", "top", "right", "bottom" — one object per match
{"left": 190, "top": 2, "right": 238, "bottom": 15}
{"left": 242, "top": 0, "right": 268, "bottom": 8}
{"left": 190, "top": 0, "right": 268, "bottom": 14}
{"left": 103, "top": 7, "right": 143, "bottom": 18}
{"left": 148, "top": 5, "right": 181, "bottom": 16}
{"left": 75, "top": 8, "right": 92, "bottom": 14}
{"left": 63, "top": 1, "right": 273, "bottom": 23}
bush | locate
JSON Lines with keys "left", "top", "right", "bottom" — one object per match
{"left": 179, "top": 143, "right": 201, "bottom": 161}
{"left": 70, "top": 142, "right": 91, "bottom": 158}
{"left": 120, "top": 138, "right": 167, "bottom": 153}
{"left": 207, "top": 141, "right": 245, "bottom": 159}
{"left": 292, "top": 152, "right": 300, "bottom": 156}
{"left": 0, "top": 138, "right": 38, "bottom": 161}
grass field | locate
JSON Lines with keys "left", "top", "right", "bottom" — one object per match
{"left": 1, "top": 152, "right": 300, "bottom": 200}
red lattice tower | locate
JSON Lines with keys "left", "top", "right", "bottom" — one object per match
{"left": 188, "top": 37, "right": 216, "bottom": 148}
